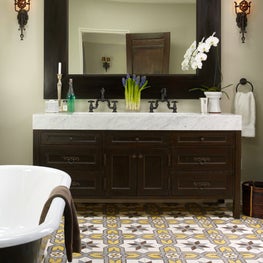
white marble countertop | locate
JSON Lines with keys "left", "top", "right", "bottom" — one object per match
{"left": 32, "top": 112, "right": 242, "bottom": 131}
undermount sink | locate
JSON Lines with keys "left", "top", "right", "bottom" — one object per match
{"left": 33, "top": 112, "right": 242, "bottom": 131}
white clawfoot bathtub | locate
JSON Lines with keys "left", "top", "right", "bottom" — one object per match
{"left": 0, "top": 165, "right": 71, "bottom": 263}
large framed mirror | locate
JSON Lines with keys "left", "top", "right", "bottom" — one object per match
{"left": 44, "top": 0, "right": 221, "bottom": 100}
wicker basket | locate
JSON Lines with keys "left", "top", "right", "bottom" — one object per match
{"left": 242, "top": 181, "right": 263, "bottom": 218}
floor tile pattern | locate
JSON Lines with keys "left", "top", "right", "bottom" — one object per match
{"left": 43, "top": 202, "right": 263, "bottom": 263}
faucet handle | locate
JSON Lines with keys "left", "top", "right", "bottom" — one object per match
{"left": 148, "top": 100, "right": 158, "bottom": 113}
{"left": 111, "top": 101, "right": 118, "bottom": 112}
{"left": 88, "top": 100, "right": 95, "bottom": 112}
{"left": 168, "top": 100, "right": 177, "bottom": 113}
{"left": 106, "top": 100, "right": 118, "bottom": 112}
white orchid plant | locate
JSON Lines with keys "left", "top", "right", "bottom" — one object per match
{"left": 181, "top": 32, "right": 232, "bottom": 98}
{"left": 181, "top": 32, "right": 219, "bottom": 71}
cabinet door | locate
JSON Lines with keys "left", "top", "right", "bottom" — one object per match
{"left": 105, "top": 148, "right": 137, "bottom": 196}
{"left": 137, "top": 149, "right": 170, "bottom": 196}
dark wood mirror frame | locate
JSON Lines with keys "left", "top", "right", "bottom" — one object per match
{"left": 44, "top": 0, "right": 221, "bottom": 100}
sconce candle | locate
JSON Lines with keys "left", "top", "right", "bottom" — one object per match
{"left": 57, "top": 73, "right": 62, "bottom": 111}
{"left": 58, "top": 62, "right": 62, "bottom": 74}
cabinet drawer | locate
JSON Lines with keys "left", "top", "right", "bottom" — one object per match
{"left": 174, "top": 148, "right": 233, "bottom": 170}
{"left": 39, "top": 146, "right": 102, "bottom": 169}
{"left": 173, "top": 131, "right": 234, "bottom": 146}
{"left": 39, "top": 130, "right": 102, "bottom": 145}
{"left": 68, "top": 170, "right": 104, "bottom": 197}
{"left": 105, "top": 131, "right": 168, "bottom": 145}
{"left": 172, "top": 170, "right": 233, "bottom": 196}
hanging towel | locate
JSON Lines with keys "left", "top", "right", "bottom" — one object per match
{"left": 234, "top": 91, "right": 256, "bottom": 137}
{"left": 39, "top": 186, "right": 81, "bottom": 262}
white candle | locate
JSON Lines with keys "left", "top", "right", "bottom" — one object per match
{"left": 58, "top": 62, "right": 62, "bottom": 74}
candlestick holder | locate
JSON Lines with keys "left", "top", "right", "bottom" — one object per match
{"left": 57, "top": 74, "right": 62, "bottom": 111}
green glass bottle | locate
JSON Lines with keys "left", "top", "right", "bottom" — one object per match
{"left": 67, "top": 78, "right": 75, "bottom": 112}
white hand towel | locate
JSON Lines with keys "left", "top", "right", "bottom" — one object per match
{"left": 234, "top": 91, "right": 256, "bottom": 137}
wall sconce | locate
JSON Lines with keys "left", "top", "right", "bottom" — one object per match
{"left": 102, "top": 57, "right": 111, "bottom": 72}
{"left": 14, "top": 0, "right": 31, "bottom": 40}
{"left": 234, "top": 0, "right": 251, "bottom": 43}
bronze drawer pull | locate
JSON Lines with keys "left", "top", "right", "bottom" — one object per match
{"left": 63, "top": 156, "right": 80, "bottom": 164}
{"left": 200, "top": 137, "right": 205, "bottom": 141}
{"left": 71, "top": 181, "right": 81, "bottom": 187}
{"left": 194, "top": 181, "right": 211, "bottom": 189}
{"left": 138, "top": 154, "right": 143, "bottom": 159}
{"left": 193, "top": 157, "right": 211, "bottom": 165}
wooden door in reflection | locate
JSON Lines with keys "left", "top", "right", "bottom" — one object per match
{"left": 126, "top": 32, "right": 170, "bottom": 74}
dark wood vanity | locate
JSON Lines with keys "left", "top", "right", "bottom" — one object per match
{"left": 33, "top": 128, "right": 241, "bottom": 218}
{"left": 40, "top": 0, "right": 242, "bottom": 219}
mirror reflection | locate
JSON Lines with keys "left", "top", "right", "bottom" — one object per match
{"left": 69, "top": 0, "right": 196, "bottom": 75}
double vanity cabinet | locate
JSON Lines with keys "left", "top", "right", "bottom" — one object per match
{"left": 33, "top": 113, "right": 242, "bottom": 218}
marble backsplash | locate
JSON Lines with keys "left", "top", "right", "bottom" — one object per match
{"left": 57, "top": 99, "right": 201, "bottom": 113}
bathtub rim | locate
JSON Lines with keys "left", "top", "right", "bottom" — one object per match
{"left": 0, "top": 165, "right": 71, "bottom": 248}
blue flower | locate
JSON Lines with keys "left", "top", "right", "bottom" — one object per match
{"left": 140, "top": 76, "right": 146, "bottom": 87}
{"left": 122, "top": 77, "right": 126, "bottom": 87}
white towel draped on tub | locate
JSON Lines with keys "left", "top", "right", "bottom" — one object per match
{"left": 234, "top": 91, "right": 256, "bottom": 137}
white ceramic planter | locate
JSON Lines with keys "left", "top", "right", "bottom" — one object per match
{"left": 204, "top": 91, "right": 222, "bottom": 113}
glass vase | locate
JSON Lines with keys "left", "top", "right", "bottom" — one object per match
{"left": 125, "top": 92, "right": 141, "bottom": 111}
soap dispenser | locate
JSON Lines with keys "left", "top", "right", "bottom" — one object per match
{"left": 67, "top": 78, "right": 75, "bottom": 112}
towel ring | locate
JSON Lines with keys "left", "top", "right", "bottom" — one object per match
{"left": 236, "top": 78, "right": 254, "bottom": 92}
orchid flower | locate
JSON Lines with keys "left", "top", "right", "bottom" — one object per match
{"left": 181, "top": 32, "right": 219, "bottom": 72}
{"left": 205, "top": 32, "right": 219, "bottom": 47}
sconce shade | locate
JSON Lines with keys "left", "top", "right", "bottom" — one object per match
{"left": 14, "top": 0, "right": 31, "bottom": 40}
{"left": 234, "top": 0, "right": 251, "bottom": 43}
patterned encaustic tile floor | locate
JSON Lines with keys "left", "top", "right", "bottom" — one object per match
{"left": 43, "top": 202, "right": 263, "bottom": 263}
